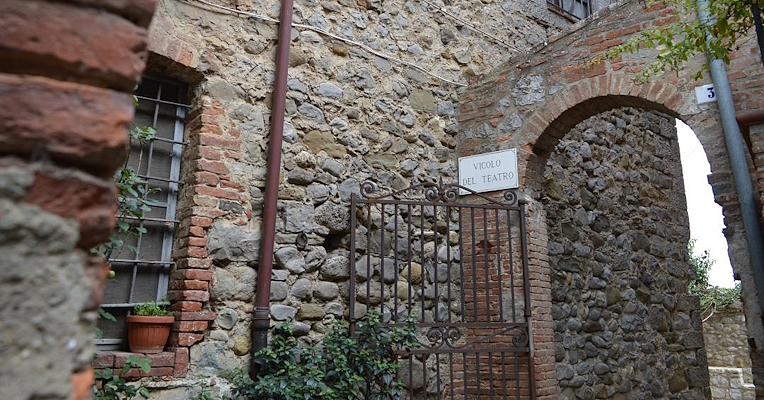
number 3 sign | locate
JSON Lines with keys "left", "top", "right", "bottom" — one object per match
{"left": 695, "top": 84, "right": 717, "bottom": 104}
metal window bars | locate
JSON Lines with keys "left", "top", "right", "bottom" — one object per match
{"left": 547, "top": 0, "right": 593, "bottom": 20}
{"left": 97, "top": 75, "right": 188, "bottom": 347}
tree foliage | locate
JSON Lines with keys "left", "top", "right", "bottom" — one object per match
{"left": 687, "top": 239, "right": 741, "bottom": 313}
{"left": 594, "top": 0, "right": 764, "bottom": 82}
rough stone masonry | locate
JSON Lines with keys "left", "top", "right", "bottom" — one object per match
{"left": 133, "top": 1, "right": 583, "bottom": 395}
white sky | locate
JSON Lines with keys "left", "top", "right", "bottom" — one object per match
{"left": 676, "top": 119, "right": 736, "bottom": 288}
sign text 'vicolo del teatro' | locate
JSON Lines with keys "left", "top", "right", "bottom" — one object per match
{"left": 458, "top": 149, "right": 519, "bottom": 194}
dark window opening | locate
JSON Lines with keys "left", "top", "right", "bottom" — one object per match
{"left": 548, "top": 0, "right": 593, "bottom": 20}
{"left": 97, "top": 74, "right": 188, "bottom": 349}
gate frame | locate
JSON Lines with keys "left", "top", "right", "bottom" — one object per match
{"left": 349, "top": 180, "right": 537, "bottom": 399}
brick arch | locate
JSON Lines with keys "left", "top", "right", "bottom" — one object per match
{"left": 532, "top": 93, "right": 678, "bottom": 154}
{"left": 457, "top": 0, "right": 764, "bottom": 397}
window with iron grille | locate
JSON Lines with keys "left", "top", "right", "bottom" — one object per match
{"left": 548, "top": 0, "right": 593, "bottom": 20}
{"left": 97, "top": 75, "right": 188, "bottom": 349}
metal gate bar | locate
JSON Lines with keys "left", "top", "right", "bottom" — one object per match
{"left": 349, "top": 181, "right": 535, "bottom": 399}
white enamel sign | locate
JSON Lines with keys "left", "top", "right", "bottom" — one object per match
{"left": 458, "top": 149, "right": 519, "bottom": 195}
{"left": 695, "top": 84, "right": 717, "bottom": 104}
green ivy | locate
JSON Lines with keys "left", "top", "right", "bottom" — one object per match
{"left": 225, "top": 311, "right": 418, "bottom": 400}
{"left": 94, "top": 355, "right": 151, "bottom": 400}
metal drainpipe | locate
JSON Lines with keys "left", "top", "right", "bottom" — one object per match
{"left": 251, "top": 0, "right": 294, "bottom": 377}
{"left": 697, "top": 0, "right": 764, "bottom": 321}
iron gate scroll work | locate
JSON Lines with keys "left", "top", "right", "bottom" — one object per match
{"left": 349, "top": 181, "right": 536, "bottom": 399}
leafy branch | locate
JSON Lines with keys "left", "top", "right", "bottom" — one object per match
{"left": 591, "top": 0, "right": 764, "bottom": 82}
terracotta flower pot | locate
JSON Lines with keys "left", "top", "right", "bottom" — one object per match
{"left": 126, "top": 315, "right": 174, "bottom": 354}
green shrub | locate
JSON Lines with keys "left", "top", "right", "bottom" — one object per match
{"left": 226, "top": 311, "right": 418, "bottom": 400}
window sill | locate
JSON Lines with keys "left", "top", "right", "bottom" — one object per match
{"left": 94, "top": 348, "right": 189, "bottom": 378}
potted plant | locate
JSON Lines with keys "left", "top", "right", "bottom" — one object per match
{"left": 126, "top": 301, "right": 174, "bottom": 354}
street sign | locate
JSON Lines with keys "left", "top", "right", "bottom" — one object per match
{"left": 458, "top": 148, "right": 519, "bottom": 194}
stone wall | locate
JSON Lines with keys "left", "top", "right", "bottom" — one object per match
{"left": 135, "top": 0, "right": 584, "bottom": 390}
{"left": 541, "top": 107, "right": 708, "bottom": 399}
{"left": 706, "top": 305, "right": 751, "bottom": 369}
{"left": 704, "top": 304, "right": 755, "bottom": 399}
{"left": 0, "top": 0, "right": 156, "bottom": 399}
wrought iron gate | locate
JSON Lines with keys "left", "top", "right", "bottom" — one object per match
{"left": 350, "top": 181, "right": 535, "bottom": 399}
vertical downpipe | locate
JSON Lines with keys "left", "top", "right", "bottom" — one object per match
{"left": 251, "top": 0, "right": 294, "bottom": 378}
{"left": 697, "top": 0, "right": 764, "bottom": 322}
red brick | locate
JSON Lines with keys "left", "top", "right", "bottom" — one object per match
{"left": 142, "top": 366, "right": 174, "bottom": 377}
{"left": 0, "top": 0, "right": 149, "bottom": 91}
{"left": 589, "top": 38, "right": 625, "bottom": 54}
{"left": 199, "top": 134, "right": 240, "bottom": 151}
{"left": 185, "top": 280, "right": 209, "bottom": 290}
{"left": 189, "top": 226, "right": 206, "bottom": 237}
{"left": 194, "top": 171, "right": 220, "bottom": 186}
{"left": 563, "top": 61, "right": 606, "bottom": 83}
{"left": 93, "top": 352, "right": 115, "bottom": 369}
{"left": 187, "top": 246, "right": 208, "bottom": 258}
{"left": 190, "top": 216, "right": 213, "bottom": 228}
{"left": 192, "top": 194, "right": 219, "bottom": 208}
{"left": 198, "top": 146, "right": 223, "bottom": 160}
{"left": 168, "top": 289, "right": 210, "bottom": 302}
{"left": 200, "top": 123, "right": 224, "bottom": 136}
{"left": 112, "top": 351, "right": 137, "bottom": 368}
{"left": 578, "top": 35, "right": 605, "bottom": 46}
{"left": 605, "top": 25, "right": 640, "bottom": 40}
{"left": 173, "top": 347, "right": 190, "bottom": 377}
{"left": 178, "top": 46, "right": 194, "bottom": 67}
{"left": 194, "top": 185, "right": 240, "bottom": 200}
{"left": 121, "top": 368, "right": 142, "bottom": 379}
{"left": 174, "top": 320, "right": 210, "bottom": 331}
{"left": 196, "top": 159, "right": 229, "bottom": 175}
{"left": 0, "top": 74, "right": 132, "bottom": 175}
{"left": 176, "top": 311, "right": 217, "bottom": 321}
{"left": 170, "top": 301, "right": 202, "bottom": 312}
{"left": 146, "top": 351, "right": 175, "bottom": 367}
{"left": 170, "top": 332, "right": 204, "bottom": 347}
{"left": 190, "top": 206, "right": 227, "bottom": 218}
{"left": 24, "top": 168, "right": 117, "bottom": 248}
{"left": 219, "top": 179, "right": 245, "bottom": 191}
{"left": 174, "top": 258, "right": 213, "bottom": 270}
{"left": 169, "top": 278, "right": 208, "bottom": 290}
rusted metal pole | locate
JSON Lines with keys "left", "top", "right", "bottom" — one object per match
{"left": 251, "top": 0, "right": 293, "bottom": 378}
